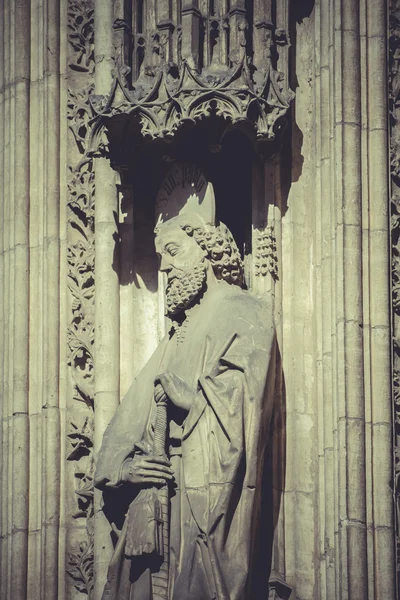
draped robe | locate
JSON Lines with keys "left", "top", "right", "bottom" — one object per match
{"left": 94, "top": 280, "right": 277, "bottom": 600}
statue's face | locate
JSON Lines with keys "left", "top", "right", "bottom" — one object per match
{"left": 155, "top": 226, "right": 205, "bottom": 277}
{"left": 155, "top": 224, "right": 208, "bottom": 317}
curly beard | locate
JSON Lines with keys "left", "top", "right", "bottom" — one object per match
{"left": 165, "top": 263, "right": 207, "bottom": 318}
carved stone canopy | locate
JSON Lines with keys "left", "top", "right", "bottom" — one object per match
{"left": 89, "top": 0, "right": 294, "bottom": 158}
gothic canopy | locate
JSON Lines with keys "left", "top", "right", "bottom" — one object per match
{"left": 89, "top": 0, "right": 294, "bottom": 154}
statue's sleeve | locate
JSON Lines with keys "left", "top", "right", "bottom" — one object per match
{"left": 94, "top": 338, "right": 169, "bottom": 490}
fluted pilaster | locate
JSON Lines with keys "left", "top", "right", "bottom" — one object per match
{"left": 42, "top": 0, "right": 61, "bottom": 597}
{"left": 93, "top": 0, "right": 120, "bottom": 596}
{"left": 11, "top": 0, "right": 30, "bottom": 597}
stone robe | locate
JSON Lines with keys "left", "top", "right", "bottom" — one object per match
{"left": 94, "top": 281, "right": 277, "bottom": 600}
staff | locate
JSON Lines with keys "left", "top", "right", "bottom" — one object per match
{"left": 151, "top": 383, "right": 170, "bottom": 600}
{"left": 124, "top": 382, "right": 170, "bottom": 598}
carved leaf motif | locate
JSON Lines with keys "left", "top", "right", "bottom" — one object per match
{"left": 68, "top": 164, "right": 94, "bottom": 213}
{"left": 67, "top": 0, "right": 95, "bottom": 593}
{"left": 67, "top": 417, "right": 94, "bottom": 461}
{"left": 73, "top": 456, "right": 95, "bottom": 520}
{"left": 67, "top": 0, "right": 94, "bottom": 73}
{"left": 68, "top": 86, "right": 95, "bottom": 153}
{"left": 67, "top": 540, "right": 94, "bottom": 595}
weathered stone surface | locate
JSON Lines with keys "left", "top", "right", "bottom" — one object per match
{"left": 95, "top": 210, "right": 279, "bottom": 599}
{"left": 88, "top": 0, "right": 294, "bottom": 152}
{"left": 0, "top": 1, "right": 397, "bottom": 599}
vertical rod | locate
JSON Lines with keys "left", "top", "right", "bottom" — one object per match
{"left": 94, "top": 1, "right": 120, "bottom": 597}
{"left": 2, "top": 1, "right": 11, "bottom": 595}
{"left": 319, "top": 0, "right": 336, "bottom": 598}
{"left": 273, "top": 157, "right": 286, "bottom": 582}
{"left": 58, "top": 0, "right": 69, "bottom": 595}
{"left": 11, "top": 0, "right": 30, "bottom": 597}
{"left": 0, "top": 0, "right": 5, "bottom": 593}
{"left": 333, "top": 0, "right": 368, "bottom": 597}
{"left": 367, "top": 0, "right": 396, "bottom": 597}
{"left": 152, "top": 384, "right": 169, "bottom": 599}
{"left": 359, "top": 0, "right": 375, "bottom": 597}
{"left": 8, "top": 0, "right": 16, "bottom": 595}
{"left": 27, "top": 0, "right": 44, "bottom": 596}
{"left": 42, "top": 0, "right": 61, "bottom": 597}
{"left": 328, "top": 0, "right": 340, "bottom": 594}
{"left": 314, "top": 2, "right": 325, "bottom": 597}
{"left": 283, "top": 11, "right": 319, "bottom": 597}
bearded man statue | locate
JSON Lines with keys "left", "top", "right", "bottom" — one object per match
{"left": 94, "top": 211, "right": 277, "bottom": 600}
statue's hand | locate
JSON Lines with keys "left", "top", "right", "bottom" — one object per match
{"left": 121, "top": 455, "right": 174, "bottom": 487}
{"left": 155, "top": 372, "right": 196, "bottom": 412}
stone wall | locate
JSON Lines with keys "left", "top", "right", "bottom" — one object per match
{"left": 0, "top": 1, "right": 397, "bottom": 599}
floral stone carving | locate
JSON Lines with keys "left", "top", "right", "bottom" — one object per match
{"left": 390, "top": 0, "right": 400, "bottom": 590}
{"left": 67, "top": 0, "right": 95, "bottom": 593}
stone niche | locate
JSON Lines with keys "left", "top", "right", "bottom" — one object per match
{"left": 88, "top": 0, "right": 295, "bottom": 371}
{"left": 87, "top": 1, "right": 296, "bottom": 598}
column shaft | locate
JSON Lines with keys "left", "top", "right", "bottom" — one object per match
{"left": 0, "top": 0, "right": 7, "bottom": 593}
{"left": 333, "top": 0, "right": 368, "bottom": 598}
{"left": 11, "top": 0, "right": 30, "bottom": 597}
{"left": 27, "top": 0, "right": 45, "bottom": 596}
{"left": 94, "top": 1, "right": 120, "bottom": 597}
{"left": 42, "top": 0, "right": 61, "bottom": 597}
{"left": 318, "top": 0, "right": 336, "bottom": 596}
{"left": 2, "top": 1, "right": 11, "bottom": 595}
{"left": 367, "top": 0, "right": 396, "bottom": 597}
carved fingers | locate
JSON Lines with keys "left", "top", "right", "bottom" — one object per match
{"left": 121, "top": 455, "right": 174, "bottom": 487}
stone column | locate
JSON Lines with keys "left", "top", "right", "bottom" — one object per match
{"left": 315, "top": 0, "right": 336, "bottom": 597}
{"left": 11, "top": 1, "right": 30, "bottom": 598}
{"left": 365, "top": 0, "right": 396, "bottom": 596}
{"left": 333, "top": 1, "right": 368, "bottom": 597}
{"left": 27, "top": 1, "right": 45, "bottom": 597}
{"left": 0, "top": 0, "right": 8, "bottom": 593}
{"left": 281, "top": 10, "right": 319, "bottom": 597}
{"left": 93, "top": 1, "right": 120, "bottom": 597}
{"left": 42, "top": 0, "right": 61, "bottom": 597}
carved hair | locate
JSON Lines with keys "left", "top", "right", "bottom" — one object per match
{"left": 155, "top": 212, "right": 245, "bottom": 286}
{"left": 176, "top": 216, "right": 244, "bottom": 288}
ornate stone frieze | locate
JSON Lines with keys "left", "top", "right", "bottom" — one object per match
{"left": 88, "top": 1, "right": 294, "bottom": 154}
{"left": 67, "top": 0, "right": 95, "bottom": 594}
{"left": 389, "top": 0, "right": 400, "bottom": 590}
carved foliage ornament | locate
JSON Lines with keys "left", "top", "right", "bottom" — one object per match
{"left": 67, "top": 0, "right": 95, "bottom": 593}
{"left": 67, "top": 0, "right": 94, "bottom": 73}
{"left": 67, "top": 540, "right": 94, "bottom": 595}
{"left": 389, "top": 0, "right": 400, "bottom": 591}
{"left": 88, "top": 1, "right": 294, "bottom": 152}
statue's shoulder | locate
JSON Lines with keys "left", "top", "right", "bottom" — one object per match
{"left": 211, "top": 282, "right": 274, "bottom": 329}
{"left": 216, "top": 280, "right": 272, "bottom": 308}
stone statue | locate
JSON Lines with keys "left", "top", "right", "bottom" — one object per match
{"left": 95, "top": 210, "right": 277, "bottom": 600}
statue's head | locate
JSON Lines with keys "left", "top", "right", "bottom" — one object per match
{"left": 155, "top": 212, "right": 244, "bottom": 318}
